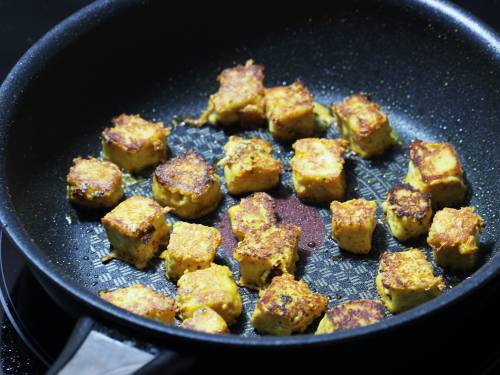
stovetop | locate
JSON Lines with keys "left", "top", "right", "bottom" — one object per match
{"left": 0, "top": 1, "right": 499, "bottom": 374}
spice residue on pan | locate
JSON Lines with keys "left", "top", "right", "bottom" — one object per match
{"left": 216, "top": 194, "right": 325, "bottom": 256}
{"left": 274, "top": 194, "right": 325, "bottom": 253}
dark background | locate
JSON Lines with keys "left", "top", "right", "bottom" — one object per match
{"left": 0, "top": 0, "right": 499, "bottom": 84}
{"left": 0, "top": 0, "right": 498, "bottom": 374}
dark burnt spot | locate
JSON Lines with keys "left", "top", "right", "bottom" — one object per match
{"left": 154, "top": 149, "right": 215, "bottom": 196}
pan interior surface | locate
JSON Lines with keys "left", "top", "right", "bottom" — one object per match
{"left": 2, "top": 1, "right": 499, "bottom": 340}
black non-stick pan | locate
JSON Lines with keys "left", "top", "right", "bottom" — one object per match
{"left": 0, "top": 0, "right": 499, "bottom": 373}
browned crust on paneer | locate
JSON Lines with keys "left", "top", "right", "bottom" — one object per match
{"left": 99, "top": 284, "right": 175, "bottom": 324}
{"left": 102, "top": 114, "right": 170, "bottom": 153}
{"left": 221, "top": 136, "right": 279, "bottom": 168}
{"left": 180, "top": 307, "right": 229, "bottom": 334}
{"left": 265, "top": 81, "right": 314, "bottom": 125}
{"left": 330, "top": 199, "right": 377, "bottom": 226}
{"left": 213, "top": 61, "right": 265, "bottom": 111}
{"left": 428, "top": 207, "right": 484, "bottom": 251}
{"left": 235, "top": 224, "right": 301, "bottom": 261}
{"left": 155, "top": 150, "right": 217, "bottom": 198}
{"left": 67, "top": 156, "right": 122, "bottom": 204}
{"left": 176, "top": 264, "right": 242, "bottom": 325}
{"left": 324, "top": 300, "right": 385, "bottom": 331}
{"left": 101, "top": 196, "right": 167, "bottom": 238}
{"left": 409, "top": 140, "right": 463, "bottom": 183}
{"left": 252, "top": 274, "right": 328, "bottom": 334}
{"left": 378, "top": 249, "right": 445, "bottom": 291}
{"left": 291, "top": 138, "right": 349, "bottom": 179}
{"left": 228, "top": 192, "right": 277, "bottom": 240}
{"left": 387, "top": 184, "right": 432, "bottom": 220}
{"left": 334, "top": 93, "right": 387, "bottom": 137}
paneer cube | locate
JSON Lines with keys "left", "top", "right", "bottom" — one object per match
{"left": 176, "top": 264, "right": 242, "bottom": 325}
{"left": 330, "top": 199, "right": 377, "bottom": 254}
{"left": 383, "top": 184, "right": 432, "bottom": 241}
{"left": 197, "top": 60, "right": 266, "bottom": 127}
{"left": 233, "top": 224, "right": 301, "bottom": 289}
{"left": 333, "top": 94, "right": 394, "bottom": 158}
{"left": 315, "top": 300, "right": 385, "bottom": 334}
{"left": 228, "top": 192, "right": 277, "bottom": 241}
{"left": 405, "top": 140, "right": 467, "bottom": 208}
{"left": 160, "top": 221, "right": 221, "bottom": 281}
{"left": 427, "top": 207, "right": 484, "bottom": 270}
{"left": 180, "top": 307, "right": 229, "bottom": 334}
{"left": 101, "top": 196, "right": 170, "bottom": 269}
{"left": 291, "top": 138, "right": 349, "bottom": 203}
{"left": 265, "top": 81, "right": 315, "bottom": 141}
{"left": 99, "top": 284, "right": 175, "bottom": 324}
{"left": 251, "top": 274, "right": 328, "bottom": 336}
{"left": 102, "top": 114, "right": 170, "bottom": 172}
{"left": 219, "top": 136, "right": 282, "bottom": 195}
{"left": 67, "top": 156, "right": 123, "bottom": 208}
{"left": 376, "top": 249, "right": 446, "bottom": 313}
{"left": 153, "top": 150, "right": 222, "bottom": 219}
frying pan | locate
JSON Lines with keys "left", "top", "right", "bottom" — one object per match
{"left": 0, "top": 0, "right": 499, "bottom": 373}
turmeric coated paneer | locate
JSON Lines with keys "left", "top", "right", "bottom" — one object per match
{"left": 315, "top": 300, "right": 385, "bottom": 334}
{"left": 197, "top": 60, "right": 266, "bottom": 127}
{"left": 333, "top": 94, "right": 394, "bottom": 158}
{"left": 405, "top": 140, "right": 467, "bottom": 208}
{"left": 67, "top": 156, "right": 123, "bottom": 208}
{"left": 384, "top": 184, "right": 432, "bottom": 241}
{"left": 228, "top": 192, "right": 277, "bottom": 241}
{"left": 153, "top": 150, "right": 222, "bottom": 219}
{"left": 265, "top": 81, "right": 315, "bottom": 141}
{"left": 176, "top": 264, "right": 242, "bottom": 325}
{"left": 376, "top": 249, "right": 446, "bottom": 313}
{"left": 100, "top": 284, "right": 175, "bottom": 324}
{"left": 101, "top": 196, "right": 170, "bottom": 269}
{"left": 251, "top": 274, "right": 327, "bottom": 336}
{"left": 330, "top": 199, "right": 377, "bottom": 254}
{"left": 160, "top": 221, "right": 221, "bottom": 281}
{"left": 233, "top": 224, "right": 301, "bottom": 290}
{"left": 219, "top": 136, "right": 282, "bottom": 195}
{"left": 291, "top": 138, "right": 349, "bottom": 204}
{"left": 102, "top": 114, "right": 170, "bottom": 173}
{"left": 180, "top": 307, "right": 229, "bottom": 334}
{"left": 427, "top": 207, "right": 484, "bottom": 270}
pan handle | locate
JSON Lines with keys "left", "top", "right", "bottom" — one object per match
{"left": 47, "top": 316, "right": 193, "bottom": 375}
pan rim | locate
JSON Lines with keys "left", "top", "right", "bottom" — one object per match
{"left": 0, "top": 0, "right": 499, "bottom": 348}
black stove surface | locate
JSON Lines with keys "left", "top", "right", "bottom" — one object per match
{"left": 0, "top": 1, "right": 499, "bottom": 374}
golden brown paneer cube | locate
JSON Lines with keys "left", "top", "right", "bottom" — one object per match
{"left": 315, "top": 300, "right": 385, "bottom": 334}
{"left": 376, "top": 249, "right": 446, "bottom": 313}
{"left": 101, "top": 196, "right": 170, "bottom": 269}
{"left": 197, "top": 60, "right": 266, "bottom": 127}
{"left": 427, "top": 207, "right": 484, "bottom": 270}
{"left": 265, "top": 81, "right": 315, "bottom": 141}
{"left": 405, "top": 140, "right": 467, "bottom": 208}
{"left": 291, "top": 138, "right": 349, "bottom": 204}
{"left": 160, "top": 221, "right": 221, "bottom": 281}
{"left": 99, "top": 284, "right": 175, "bottom": 324}
{"left": 102, "top": 114, "right": 170, "bottom": 173}
{"left": 384, "top": 184, "right": 432, "bottom": 241}
{"left": 67, "top": 156, "right": 123, "bottom": 208}
{"left": 251, "top": 274, "right": 328, "bottom": 336}
{"left": 233, "top": 224, "right": 301, "bottom": 290}
{"left": 180, "top": 307, "right": 229, "bottom": 334}
{"left": 176, "top": 264, "right": 242, "bottom": 325}
{"left": 228, "top": 192, "right": 277, "bottom": 241}
{"left": 333, "top": 93, "right": 394, "bottom": 158}
{"left": 153, "top": 150, "right": 222, "bottom": 219}
{"left": 219, "top": 136, "right": 282, "bottom": 195}
{"left": 330, "top": 199, "right": 377, "bottom": 254}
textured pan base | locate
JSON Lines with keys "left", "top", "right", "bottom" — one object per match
{"left": 75, "top": 121, "right": 470, "bottom": 336}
